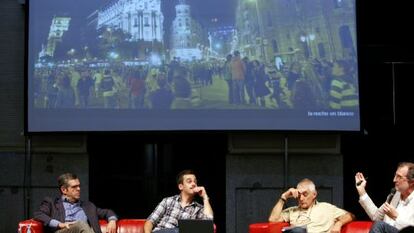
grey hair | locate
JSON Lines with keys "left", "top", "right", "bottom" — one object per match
{"left": 297, "top": 178, "right": 316, "bottom": 193}
{"left": 57, "top": 173, "right": 78, "bottom": 189}
{"left": 398, "top": 162, "right": 414, "bottom": 182}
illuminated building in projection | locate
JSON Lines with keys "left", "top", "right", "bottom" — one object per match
{"left": 97, "top": 0, "right": 164, "bottom": 42}
{"left": 39, "top": 16, "right": 71, "bottom": 58}
{"left": 235, "top": 0, "right": 357, "bottom": 63}
{"left": 170, "top": 0, "right": 205, "bottom": 61}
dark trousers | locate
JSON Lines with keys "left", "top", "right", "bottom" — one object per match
{"left": 283, "top": 226, "right": 307, "bottom": 233}
{"left": 153, "top": 228, "right": 179, "bottom": 233}
{"left": 399, "top": 226, "right": 414, "bottom": 233}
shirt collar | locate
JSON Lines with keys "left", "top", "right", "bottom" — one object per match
{"left": 61, "top": 195, "right": 80, "bottom": 204}
{"left": 175, "top": 194, "right": 197, "bottom": 207}
{"left": 401, "top": 191, "right": 414, "bottom": 205}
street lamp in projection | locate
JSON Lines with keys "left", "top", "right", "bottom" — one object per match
{"left": 248, "top": 0, "right": 267, "bottom": 63}
{"left": 67, "top": 48, "right": 76, "bottom": 62}
{"left": 300, "top": 33, "right": 315, "bottom": 58}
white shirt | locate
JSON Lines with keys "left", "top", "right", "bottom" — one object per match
{"left": 359, "top": 190, "right": 414, "bottom": 230}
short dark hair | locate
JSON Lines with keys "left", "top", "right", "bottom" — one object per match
{"left": 176, "top": 169, "right": 196, "bottom": 185}
{"left": 58, "top": 173, "right": 78, "bottom": 189}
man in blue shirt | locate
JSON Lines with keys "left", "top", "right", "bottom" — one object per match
{"left": 34, "top": 173, "right": 117, "bottom": 233}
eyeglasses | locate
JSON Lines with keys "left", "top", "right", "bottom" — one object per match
{"left": 394, "top": 174, "right": 407, "bottom": 181}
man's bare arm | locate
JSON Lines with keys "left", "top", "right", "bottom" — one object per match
{"left": 144, "top": 220, "right": 154, "bottom": 233}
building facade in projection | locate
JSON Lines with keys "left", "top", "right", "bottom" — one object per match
{"left": 97, "top": 0, "right": 164, "bottom": 42}
{"left": 39, "top": 16, "right": 71, "bottom": 58}
{"left": 235, "top": 0, "right": 357, "bottom": 64}
{"left": 171, "top": 0, "right": 206, "bottom": 61}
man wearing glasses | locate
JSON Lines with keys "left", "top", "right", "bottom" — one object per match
{"left": 268, "top": 178, "right": 354, "bottom": 233}
{"left": 355, "top": 162, "right": 414, "bottom": 233}
{"left": 34, "top": 173, "right": 117, "bottom": 233}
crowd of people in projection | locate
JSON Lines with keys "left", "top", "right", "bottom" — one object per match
{"left": 32, "top": 53, "right": 359, "bottom": 110}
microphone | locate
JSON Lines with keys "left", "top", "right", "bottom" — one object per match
{"left": 386, "top": 188, "right": 396, "bottom": 204}
{"left": 356, "top": 177, "right": 368, "bottom": 186}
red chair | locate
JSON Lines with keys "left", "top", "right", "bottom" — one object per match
{"left": 249, "top": 221, "right": 373, "bottom": 233}
{"left": 19, "top": 219, "right": 216, "bottom": 233}
{"left": 249, "top": 222, "right": 290, "bottom": 233}
{"left": 341, "top": 221, "right": 373, "bottom": 233}
{"left": 117, "top": 219, "right": 146, "bottom": 233}
{"left": 18, "top": 219, "right": 147, "bottom": 233}
{"left": 18, "top": 219, "right": 43, "bottom": 233}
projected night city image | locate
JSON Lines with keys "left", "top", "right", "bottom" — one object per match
{"left": 30, "top": 0, "right": 358, "bottom": 109}
{"left": 27, "top": 0, "right": 360, "bottom": 131}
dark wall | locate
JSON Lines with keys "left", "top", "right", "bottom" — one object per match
{"left": 343, "top": 0, "right": 413, "bottom": 220}
{"left": 88, "top": 133, "right": 227, "bottom": 231}
{"left": 1, "top": 0, "right": 413, "bottom": 231}
{"left": 0, "top": 0, "right": 25, "bottom": 145}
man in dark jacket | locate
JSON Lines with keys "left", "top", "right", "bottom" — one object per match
{"left": 34, "top": 173, "right": 117, "bottom": 233}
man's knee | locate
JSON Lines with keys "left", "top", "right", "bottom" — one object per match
{"left": 369, "top": 221, "right": 398, "bottom": 233}
{"left": 153, "top": 228, "right": 179, "bottom": 233}
{"left": 371, "top": 221, "right": 385, "bottom": 229}
{"left": 57, "top": 221, "right": 93, "bottom": 233}
{"left": 288, "top": 227, "right": 307, "bottom": 233}
{"left": 370, "top": 221, "right": 385, "bottom": 233}
{"left": 74, "top": 222, "right": 94, "bottom": 233}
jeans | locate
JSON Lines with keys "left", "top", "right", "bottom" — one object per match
{"left": 369, "top": 221, "right": 399, "bottom": 233}
{"left": 283, "top": 226, "right": 307, "bottom": 233}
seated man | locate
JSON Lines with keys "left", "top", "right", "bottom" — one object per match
{"left": 268, "top": 178, "right": 354, "bottom": 233}
{"left": 355, "top": 162, "right": 414, "bottom": 233}
{"left": 144, "top": 169, "right": 214, "bottom": 233}
{"left": 34, "top": 173, "right": 117, "bottom": 233}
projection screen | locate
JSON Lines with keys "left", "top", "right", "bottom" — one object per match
{"left": 27, "top": 0, "right": 360, "bottom": 132}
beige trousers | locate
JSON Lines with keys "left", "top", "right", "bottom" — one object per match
{"left": 55, "top": 221, "right": 95, "bottom": 233}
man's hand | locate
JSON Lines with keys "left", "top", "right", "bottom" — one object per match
{"left": 269, "top": 188, "right": 296, "bottom": 222}
{"left": 281, "top": 188, "right": 299, "bottom": 200}
{"left": 144, "top": 221, "right": 154, "bottom": 233}
{"left": 193, "top": 186, "right": 209, "bottom": 200}
{"left": 58, "top": 222, "right": 76, "bottom": 229}
{"left": 194, "top": 186, "right": 213, "bottom": 218}
{"left": 354, "top": 172, "right": 367, "bottom": 196}
{"left": 329, "top": 221, "right": 342, "bottom": 233}
{"left": 383, "top": 203, "right": 398, "bottom": 220}
{"left": 106, "top": 220, "right": 117, "bottom": 233}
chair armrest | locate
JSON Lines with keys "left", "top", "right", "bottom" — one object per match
{"left": 18, "top": 219, "right": 44, "bottom": 233}
{"left": 249, "top": 222, "right": 290, "bottom": 233}
{"left": 99, "top": 219, "right": 108, "bottom": 233}
{"left": 117, "top": 219, "right": 146, "bottom": 233}
{"left": 341, "top": 221, "right": 373, "bottom": 233}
